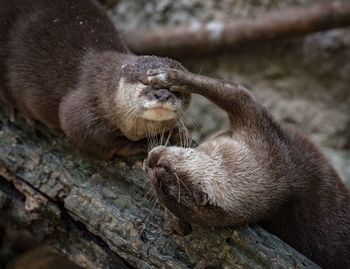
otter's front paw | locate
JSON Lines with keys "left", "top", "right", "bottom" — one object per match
{"left": 147, "top": 68, "right": 186, "bottom": 92}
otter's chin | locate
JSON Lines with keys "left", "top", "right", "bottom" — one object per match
{"left": 141, "top": 107, "right": 176, "bottom": 121}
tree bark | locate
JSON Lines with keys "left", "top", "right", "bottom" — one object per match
{"left": 124, "top": 0, "right": 350, "bottom": 58}
{"left": 0, "top": 107, "right": 320, "bottom": 269}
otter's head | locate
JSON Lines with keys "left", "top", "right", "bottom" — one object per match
{"left": 114, "top": 56, "right": 191, "bottom": 139}
{"left": 143, "top": 143, "right": 239, "bottom": 226}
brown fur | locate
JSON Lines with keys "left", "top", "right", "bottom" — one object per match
{"left": 0, "top": 0, "right": 190, "bottom": 159}
{"left": 144, "top": 68, "right": 350, "bottom": 268}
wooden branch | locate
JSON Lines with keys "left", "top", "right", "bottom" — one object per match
{"left": 0, "top": 107, "right": 320, "bottom": 269}
{"left": 124, "top": 0, "right": 350, "bottom": 58}
{"left": 0, "top": 175, "right": 129, "bottom": 269}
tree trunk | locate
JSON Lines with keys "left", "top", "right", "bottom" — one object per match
{"left": 0, "top": 107, "right": 320, "bottom": 269}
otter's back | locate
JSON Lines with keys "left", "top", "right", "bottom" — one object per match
{"left": 0, "top": 0, "right": 128, "bottom": 126}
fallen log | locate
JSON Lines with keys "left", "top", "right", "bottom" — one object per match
{"left": 0, "top": 106, "right": 320, "bottom": 269}
{"left": 124, "top": 0, "right": 350, "bottom": 58}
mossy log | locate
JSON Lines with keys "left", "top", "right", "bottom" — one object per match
{"left": 0, "top": 107, "right": 320, "bottom": 269}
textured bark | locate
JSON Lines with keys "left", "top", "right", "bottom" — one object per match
{"left": 0, "top": 107, "right": 320, "bottom": 269}
{"left": 124, "top": 0, "right": 350, "bottom": 58}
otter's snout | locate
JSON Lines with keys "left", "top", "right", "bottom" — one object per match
{"left": 141, "top": 87, "right": 175, "bottom": 103}
{"left": 143, "top": 146, "right": 168, "bottom": 185}
{"left": 145, "top": 146, "right": 167, "bottom": 169}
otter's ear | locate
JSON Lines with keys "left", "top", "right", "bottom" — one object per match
{"left": 193, "top": 190, "right": 208, "bottom": 206}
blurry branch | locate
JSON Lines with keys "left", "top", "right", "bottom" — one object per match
{"left": 124, "top": 0, "right": 350, "bottom": 58}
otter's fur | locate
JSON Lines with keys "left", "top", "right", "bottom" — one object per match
{"left": 0, "top": 0, "right": 190, "bottom": 159}
{"left": 144, "top": 68, "right": 350, "bottom": 269}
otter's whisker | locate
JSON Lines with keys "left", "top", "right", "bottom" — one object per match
{"left": 178, "top": 105, "right": 200, "bottom": 132}
{"left": 178, "top": 126, "right": 183, "bottom": 148}
{"left": 179, "top": 118, "right": 189, "bottom": 148}
{"left": 89, "top": 105, "right": 126, "bottom": 124}
{"left": 173, "top": 171, "right": 192, "bottom": 196}
{"left": 145, "top": 123, "right": 152, "bottom": 148}
{"left": 151, "top": 126, "right": 157, "bottom": 148}
{"left": 145, "top": 123, "right": 158, "bottom": 151}
{"left": 142, "top": 183, "right": 156, "bottom": 201}
{"left": 143, "top": 121, "right": 153, "bottom": 150}
{"left": 123, "top": 104, "right": 141, "bottom": 123}
{"left": 137, "top": 196, "right": 158, "bottom": 240}
{"left": 184, "top": 122, "right": 191, "bottom": 148}
{"left": 141, "top": 191, "right": 156, "bottom": 206}
{"left": 160, "top": 129, "right": 165, "bottom": 146}
{"left": 176, "top": 172, "right": 181, "bottom": 202}
{"left": 100, "top": 105, "right": 134, "bottom": 125}
{"left": 165, "top": 127, "right": 174, "bottom": 147}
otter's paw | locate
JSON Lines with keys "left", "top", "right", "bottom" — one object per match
{"left": 147, "top": 68, "right": 186, "bottom": 92}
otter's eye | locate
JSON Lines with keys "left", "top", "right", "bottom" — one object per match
{"left": 193, "top": 190, "right": 208, "bottom": 206}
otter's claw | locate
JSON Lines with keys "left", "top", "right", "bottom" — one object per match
{"left": 147, "top": 68, "right": 172, "bottom": 86}
{"left": 147, "top": 68, "right": 187, "bottom": 92}
{"left": 147, "top": 68, "right": 167, "bottom": 77}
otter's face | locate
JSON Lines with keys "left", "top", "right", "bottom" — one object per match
{"left": 144, "top": 144, "right": 236, "bottom": 226}
{"left": 116, "top": 56, "right": 191, "bottom": 123}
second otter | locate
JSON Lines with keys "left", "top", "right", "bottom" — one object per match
{"left": 144, "top": 68, "right": 350, "bottom": 269}
{"left": 0, "top": 0, "right": 190, "bottom": 159}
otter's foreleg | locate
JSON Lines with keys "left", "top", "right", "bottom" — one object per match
{"left": 147, "top": 69, "right": 264, "bottom": 129}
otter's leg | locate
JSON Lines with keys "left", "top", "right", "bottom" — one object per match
{"left": 147, "top": 69, "right": 266, "bottom": 130}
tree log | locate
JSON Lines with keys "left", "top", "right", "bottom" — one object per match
{"left": 124, "top": 0, "right": 350, "bottom": 58}
{"left": 0, "top": 107, "right": 320, "bottom": 269}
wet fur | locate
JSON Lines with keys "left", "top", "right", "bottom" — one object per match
{"left": 144, "top": 69, "right": 350, "bottom": 268}
{"left": 0, "top": 0, "right": 190, "bottom": 159}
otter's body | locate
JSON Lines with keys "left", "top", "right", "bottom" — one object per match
{"left": 0, "top": 0, "right": 190, "bottom": 159}
{"left": 144, "top": 69, "right": 350, "bottom": 268}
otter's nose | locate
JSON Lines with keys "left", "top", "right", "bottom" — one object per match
{"left": 153, "top": 89, "right": 172, "bottom": 102}
{"left": 147, "top": 146, "right": 167, "bottom": 169}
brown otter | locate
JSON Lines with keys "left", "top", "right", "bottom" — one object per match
{"left": 144, "top": 68, "right": 350, "bottom": 268}
{"left": 0, "top": 0, "right": 190, "bottom": 159}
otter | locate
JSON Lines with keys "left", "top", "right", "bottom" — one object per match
{"left": 0, "top": 0, "right": 190, "bottom": 159}
{"left": 143, "top": 68, "right": 350, "bottom": 268}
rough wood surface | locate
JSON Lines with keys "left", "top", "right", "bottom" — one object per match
{"left": 124, "top": 0, "right": 350, "bottom": 58}
{"left": 0, "top": 107, "right": 320, "bottom": 269}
